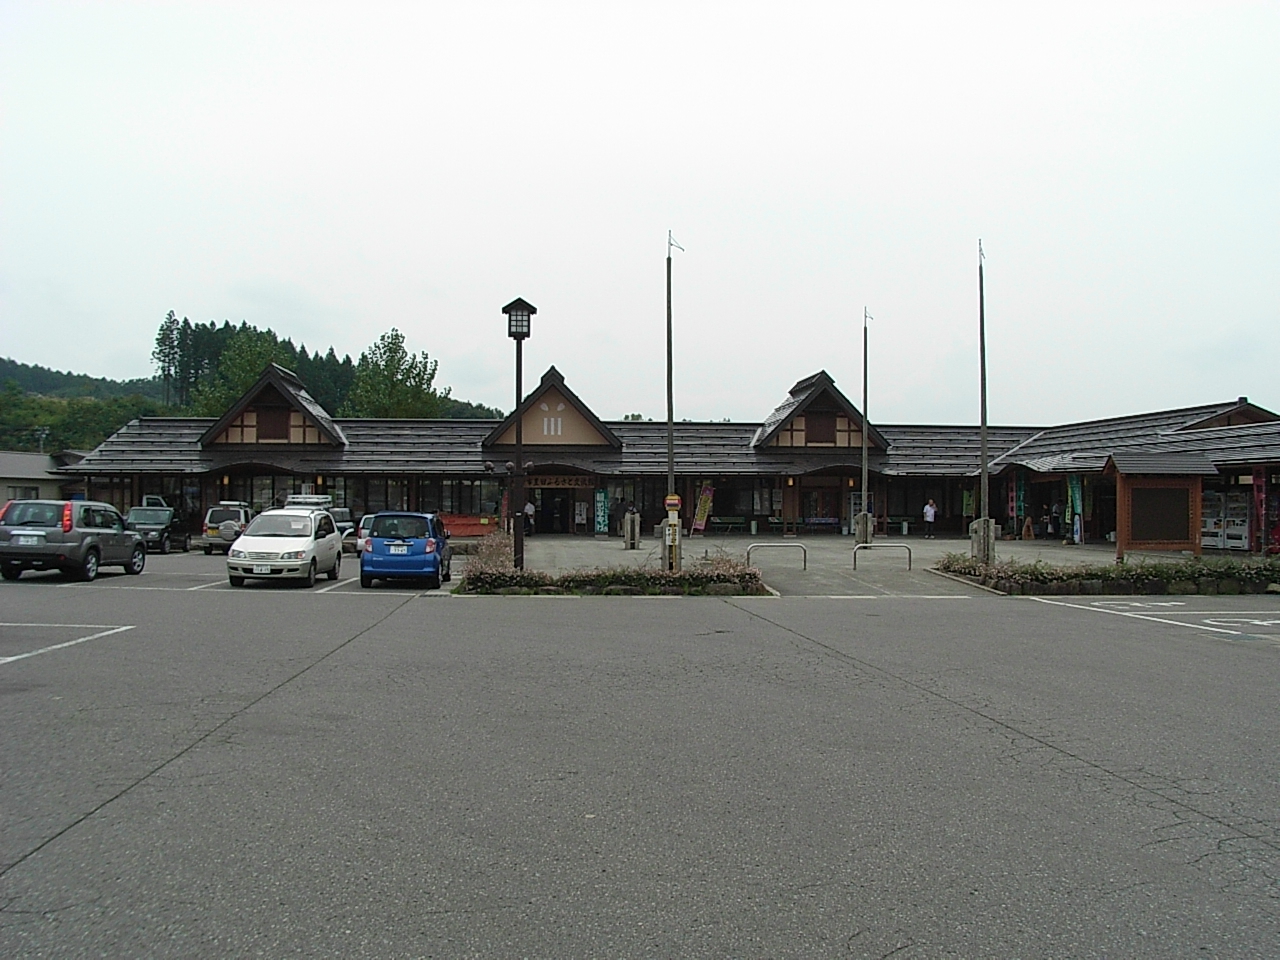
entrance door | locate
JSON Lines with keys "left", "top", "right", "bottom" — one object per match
{"left": 538, "top": 492, "right": 574, "bottom": 533}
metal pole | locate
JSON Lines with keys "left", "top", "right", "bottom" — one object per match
{"left": 513, "top": 337, "right": 525, "bottom": 570}
{"left": 666, "top": 251, "right": 674, "bottom": 497}
{"left": 861, "top": 308, "right": 869, "bottom": 519}
{"left": 978, "top": 242, "right": 989, "bottom": 523}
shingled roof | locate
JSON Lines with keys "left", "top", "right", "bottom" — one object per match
{"left": 987, "top": 399, "right": 1277, "bottom": 475}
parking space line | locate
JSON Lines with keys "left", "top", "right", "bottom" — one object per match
{"left": 315, "top": 578, "right": 354, "bottom": 594}
{"left": 186, "top": 579, "right": 223, "bottom": 590}
{"left": 1030, "top": 597, "right": 1244, "bottom": 635}
{"left": 0, "top": 621, "right": 118, "bottom": 628}
{"left": 0, "top": 625, "right": 135, "bottom": 664}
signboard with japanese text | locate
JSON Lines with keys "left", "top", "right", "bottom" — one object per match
{"left": 527, "top": 475, "right": 595, "bottom": 489}
{"left": 594, "top": 489, "right": 609, "bottom": 534}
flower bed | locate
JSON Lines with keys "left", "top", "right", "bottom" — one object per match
{"left": 457, "top": 533, "right": 767, "bottom": 596}
{"left": 935, "top": 552, "right": 1280, "bottom": 596}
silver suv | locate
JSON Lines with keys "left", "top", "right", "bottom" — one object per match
{"left": 0, "top": 499, "right": 146, "bottom": 581}
{"left": 203, "top": 501, "right": 253, "bottom": 555}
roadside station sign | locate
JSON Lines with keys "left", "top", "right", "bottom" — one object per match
{"left": 664, "top": 494, "right": 682, "bottom": 511}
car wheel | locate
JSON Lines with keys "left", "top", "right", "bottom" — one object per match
{"left": 160, "top": 535, "right": 171, "bottom": 555}
{"left": 182, "top": 534, "right": 191, "bottom": 552}
{"left": 327, "top": 553, "right": 340, "bottom": 580}
{"left": 425, "top": 574, "right": 441, "bottom": 590}
{"left": 360, "top": 573, "right": 373, "bottom": 588}
{"left": 1, "top": 565, "right": 21, "bottom": 581}
{"left": 204, "top": 544, "right": 213, "bottom": 556}
{"left": 125, "top": 545, "right": 146, "bottom": 575}
{"left": 303, "top": 559, "right": 316, "bottom": 588}
{"left": 229, "top": 575, "right": 245, "bottom": 587}
{"left": 79, "top": 549, "right": 100, "bottom": 582}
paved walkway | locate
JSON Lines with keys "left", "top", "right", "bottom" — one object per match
{"left": 519, "top": 532, "right": 1167, "bottom": 597}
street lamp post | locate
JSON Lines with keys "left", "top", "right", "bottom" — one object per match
{"left": 856, "top": 308, "right": 872, "bottom": 544}
{"left": 502, "top": 297, "right": 536, "bottom": 570}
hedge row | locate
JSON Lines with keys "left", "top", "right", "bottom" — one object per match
{"left": 936, "top": 552, "right": 1280, "bottom": 596}
{"left": 458, "top": 533, "right": 767, "bottom": 596}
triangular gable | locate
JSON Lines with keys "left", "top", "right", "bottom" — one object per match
{"left": 484, "top": 366, "right": 621, "bottom": 448}
{"left": 751, "top": 370, "right": 887, "bottom": 451}
{"left": 199, "top": 363, "right": 346, "bottom": 447}
{"left": 1178, "top": 398, "right": 1278, "bottom": 431}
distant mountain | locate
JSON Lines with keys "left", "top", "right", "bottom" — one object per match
{"left": 0, "top": 357, "right": 164, "bottom": 401}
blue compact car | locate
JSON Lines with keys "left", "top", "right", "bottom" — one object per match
{"left": 359, "top": 511, "right": 452, "bottom": 589}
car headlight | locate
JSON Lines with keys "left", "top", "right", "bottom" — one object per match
{"left": 229, "top": 548, "right": 246, "bottom": 559}
{"left": 280, "top": 550, "right": 306, "bottom": 560}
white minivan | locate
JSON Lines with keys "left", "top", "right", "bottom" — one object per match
{"left": 225, "top": 507, "right": 342, "bottom": 587}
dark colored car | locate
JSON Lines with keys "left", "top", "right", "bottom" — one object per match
{"left": 125, "top": 506, "right": 191, "bottom": 553}
{"left": 359, "top": 511, "right": 451, "bottom": 589}
{"left": 0, "top": 499, "right": 146, "bottom": 581}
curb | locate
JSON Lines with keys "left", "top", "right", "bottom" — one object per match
{"left": 924, "top": 566, "right": 1008, "bottom": 596}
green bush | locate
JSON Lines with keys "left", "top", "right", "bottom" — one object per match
{"left": 458, "top": 533, "right": 766, "bottom": 595}
{"left": 936, "top": 552, "right": 1280, "bottom": 591}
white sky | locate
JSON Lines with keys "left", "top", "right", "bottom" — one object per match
{"left": 2, "top": 2, "right": 1277, "bottom": 425}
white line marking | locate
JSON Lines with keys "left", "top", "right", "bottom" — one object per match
{"left": 0, "top": 622, "right": 118, "bottom": 628}
{"left": 315, "top": 578, "right": 352, "bottom": 594}
{"left": 0, "top": 625, "right": 135, "bottom": 664}
{"left": 186, "top": 579, "right": 223, "bottom": 590}
{"left": 1030, "top": 597, "right": 1244, "bottom": 635}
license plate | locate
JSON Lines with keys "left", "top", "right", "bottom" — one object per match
{"left": 15, "top": 535, "right": 39, "bottom": 546}
{"left": 389, "top": 545, "right": 407, "bottom": 555}
{"left": 252, "top": 564, "right": 273, "bottom": 574}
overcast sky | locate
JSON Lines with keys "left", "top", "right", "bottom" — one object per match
{"left": 2, "top": 2, "right": 1276, "bottom": 426}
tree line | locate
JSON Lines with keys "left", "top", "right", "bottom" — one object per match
{"left": 0, "top": 313, "right": 502, "bottom": 453}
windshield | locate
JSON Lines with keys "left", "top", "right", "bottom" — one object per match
{"left": 127, "top": 508, "right": 171, "bottom": 524}
{"left": 244, "top": 514, "right": 312, "bottom": 538}
{"left": 370, "top": 515, "right": 430, "bottom": 539}
{"left": 330, "top": 509, "right": 352, "bottom": 523}
{"left": 2, "top": 502, "right": 62, "bottom": 527}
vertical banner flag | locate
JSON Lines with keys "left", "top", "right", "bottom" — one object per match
{"left": 594, "top": 489, "right": 609, "bottom": 535}
{"left": 692, "top": 483, "right": 714, "bottom": 532}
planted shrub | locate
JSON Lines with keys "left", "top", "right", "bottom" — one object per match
{"left": 458, "top": 533, "right": 766, "bottom": 596}
{"left": 935, "top": 552, "right": 1280, "bottom": 596}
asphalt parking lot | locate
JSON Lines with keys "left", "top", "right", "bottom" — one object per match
{"left": 2, "top": 553, "right": 1278, "bottom": 957}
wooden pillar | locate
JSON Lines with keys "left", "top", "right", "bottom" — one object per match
{"left": 1115, "top": 472, "right": 1129, "bottom": 561}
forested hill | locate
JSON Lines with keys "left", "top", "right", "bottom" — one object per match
{"left": 0, "top": 357, "right": 165, "bottom": 401}
{"left": 0, "top": 320, "right": 502, "bottom": 453}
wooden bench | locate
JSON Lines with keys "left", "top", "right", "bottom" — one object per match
{"left": 707, "top": 516, "right": 747, "bottom": 534}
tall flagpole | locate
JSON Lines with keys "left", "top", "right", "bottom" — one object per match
{"left": 974, "top": 239, "right": 994, "bottom": 563}
{"left": 666, "top": 231, "right": 683, "bottom": 571}
{"left": 978, "top": 241, "right": 989, "bottom": 523}
{"left": 859, "top": 307, "right": 871, "bottom": 542}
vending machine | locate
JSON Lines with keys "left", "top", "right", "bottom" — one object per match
{"left": 1201, "top": 491, "right": 1225, "bottom": 549}
{"left": 1223, "top": 489, "right": 1250, "bottom": 551}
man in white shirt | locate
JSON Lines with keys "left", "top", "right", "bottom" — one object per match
{"left": 923, "top": 499, "right": 938, "bottom": 538}
{"left": 523, "top": 500, "right": 536, "bottom": 536}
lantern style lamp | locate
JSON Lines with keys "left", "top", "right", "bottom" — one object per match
{"left": 502, "top": 298, "right": 537, "bottom": 568}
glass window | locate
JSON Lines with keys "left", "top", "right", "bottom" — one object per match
{"left": 245, "top": 514, "right": 312, "bottom": 537}
{"left": 370, "top": 515, "right": 429, "bottom": 539}
{"left": 257, "top": 407, "right": 290, "bottom": 440}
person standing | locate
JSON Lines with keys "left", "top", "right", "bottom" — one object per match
{"left": 523, "top": 499, "right": 536, "bottom": 536}
{"left": 923, "top": 499, "right": 938, "bottom": 538}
